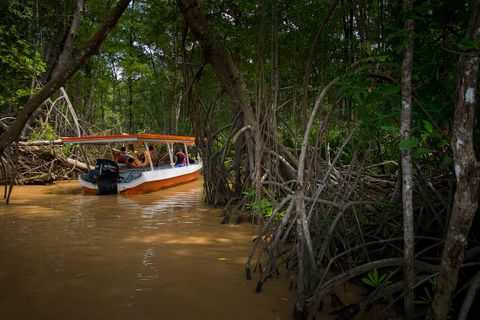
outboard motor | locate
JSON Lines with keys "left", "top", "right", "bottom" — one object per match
{"left": 94, "top": 159, "right": 119, "bottom": 195}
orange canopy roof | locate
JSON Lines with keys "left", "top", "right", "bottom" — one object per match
{"left": 61, "top": 134, "right": 196, "bottom": 145}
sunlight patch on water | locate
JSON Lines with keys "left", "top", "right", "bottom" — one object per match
{"left": 1, "top": 205, "right": 65, "bottom": 217}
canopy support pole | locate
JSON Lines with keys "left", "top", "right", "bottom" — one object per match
{"left": 167, "top": 144, "right": 174, "bottom": 167}
{"left": 184, "top": 143, "right": 190, "bottom": 165}
{"left": 144, "top": 142, "right": 154, "bottom": 171}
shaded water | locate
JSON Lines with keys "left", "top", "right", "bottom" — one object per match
{"left": 0, "top": 179, "right": 296, "bottom": 320}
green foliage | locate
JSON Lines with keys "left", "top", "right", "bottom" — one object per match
{"left": 414, "top": 276, "right": 437, "bottom": 305}
{"left": 248, "top": 198, "right": 273, "bottom": 217}
{"left": 242, "top": 189, "right": 285, "bottom": 219}
{"left": 399, "top": 138, "right": 418, "bottom": 151}
{"left": 397, "top": 119, "right": 450, "bottom": 166}
{"left": 0, "top": 20, "right": 45, "bottom": 109}
{"left": 29, "top": 123, "right": 58, "bottom": 141}
{"left": 361, "top": 268, "right": 392, "bottom": 291}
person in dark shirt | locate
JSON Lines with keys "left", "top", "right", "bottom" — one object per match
{"left": 116, "top": 147, "right": 129, "bottom": 164}
{"left": 174, "top": 148, "right": 187, "bottom": 167}
{"left": 127, "top": 157, "right": 138, "bottom": 168}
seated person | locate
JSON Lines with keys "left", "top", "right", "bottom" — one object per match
{"left": 174, "top": 148, "right": 187, "bottom": 167}
{"left": 127, "top": 157, "right": 138, "bottom": 168}
{"left": 116, "top": 147, "right": 129, "bottom": 164}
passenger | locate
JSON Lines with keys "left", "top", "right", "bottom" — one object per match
{"left": 127, "top": 144, "right": 147, "bottom": 167}
{"left": 174, "top": 148, "right": 187, "bottom": 167}
{"left": 127, "top": 157, "right": 138, "bottom": 168}
{"left": 116, "top": 147, "right": 129, "bottom": 164}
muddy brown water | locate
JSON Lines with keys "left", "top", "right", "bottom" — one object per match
{"left": 0, "top": 179, "right": 305, "bottom": 320}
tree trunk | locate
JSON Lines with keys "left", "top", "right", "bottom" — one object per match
{"left": 128, "top": 77, "right": 133, "bottom": 132}
{"left": 43, "top": 4, "right": 69, "bottom": 81}
{"left": 176, "top": 0, "right": 300, "bottom": 191}
{"left": 175, "top": 0, "right": 258, "bottom": 187}
{"left": 172, "top": 13, "right": 180, "bottom": 135}
{"left": 22, "top": 0, "right": 85, "bottom": 137}
{"left": 400, "top": 0, "right": 415, "bottom": 318}
{"left": 128, "top": 1, "right": 135, "bottom": 133}
{"left": 84, "top": 53, "right": 103, "bottom": 123}
{"left": 294, "top": 77, "right": 339, "bottom": 317}
{"left": 175, "top": 0, "right": 256, "bottom": 130}
{"left": 51, "top": 0, "right": 85, "bottom": 79}
{"left": 351, "top": 0, "right": 366, "bottom": 43}
{"left": 254, "top": 0, "right": 267, "bottom": 225}
{"left": 0, "top": 0, "right": 131, "bottom": 155}
{"left": 300, "top": 0, "right": 341, "bottom": 130}
{"left": 428, "top": 1, "right": 480, "bottom": 319}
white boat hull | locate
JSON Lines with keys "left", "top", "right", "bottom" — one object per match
{"left": 79, "top": 163, "right": 202, "bottom": 194}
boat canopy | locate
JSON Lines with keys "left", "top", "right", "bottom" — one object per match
{"left": 61, "top": 134, "right": 196, "bottom": 145}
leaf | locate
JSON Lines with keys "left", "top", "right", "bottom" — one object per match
{"left": 423, "top": 120, "right": 433, "bottom": 133}
{"left": 376, "top": 55, "right": 389, "bottom": 62}
{"left": 411, "top": 147, "right": 433, "bottom": 158}
{"left": 399, "top": 138, "right": 418, "bottom": 150}
{"left": 424, "top": 287, "right": 432, "bottom": 301}
{"left": 380, "top": 125, "right": 398, "bottom": 132}
{"left": 280, "top": 297, "right": 289, "bottom": 302}
{"left": 395, "top": 42, "right": 406, "bottom": 54}
{"left": 441, "top": 156, "right": 453, "bottom": 167}
{"left": 241, "top": 189, "right": 256, "bottom": 197}
{"left": 373, "top": 268, "right": 379, "bottom": 282}
{"left": 217, "top": 257, "right": 230, "bottom": 261}
{"left": 361, "top": 277, "right": 375, "bottom": 287}
{"left": 457, "top": 39, "right": 480, "bottom": 51}
{"left": 364, "top": 42, "right": 372, "bottom": 55}
{"left": 436, "top": 139, "right": 448, "bottom": 148}
{"left": 414, "top": 298, "right": 430, "bottom": 305}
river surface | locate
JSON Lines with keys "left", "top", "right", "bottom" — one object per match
{"left": 0, "top": 179, "right": 297, "bottom": 320}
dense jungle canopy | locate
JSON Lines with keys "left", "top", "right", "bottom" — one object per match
{"left": 1, "top": 0, "right": 479, "bottom": 319}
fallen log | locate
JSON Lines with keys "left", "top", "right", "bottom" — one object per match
{"left": 17, "top": 173, "right": 54, "bottom": 184}
{"left": 13, "top": 139, "right": 63, "bottom": 146}
{"left": 59, "top": 155, "right": 91, "bottom": 171}
{"left": 16, "top": 143, "right": 92, "bottom": 172}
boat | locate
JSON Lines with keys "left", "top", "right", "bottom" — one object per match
{"left": 61, "top": 133, "right": 202, "bottom": 195}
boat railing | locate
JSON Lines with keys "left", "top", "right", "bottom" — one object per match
{"left": 120, "top": 168, "right": 143, "bottom": 183}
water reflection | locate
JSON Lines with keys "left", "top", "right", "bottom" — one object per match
{"left": 0, "top": 180, "right": 296, "bottom": 320}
